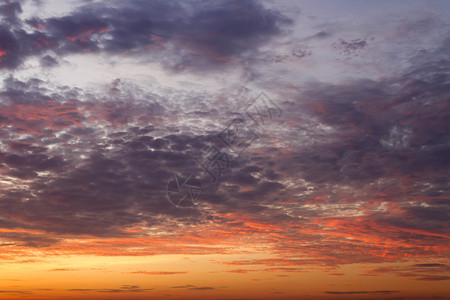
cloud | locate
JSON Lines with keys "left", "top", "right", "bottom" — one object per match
{"left": 415, "top": 275, "right": 450, "bottom": 281}
{"left": 361, "top": 263, "right": 450, "bottom": 281}
{"left": 0, "top": 231, "right": 60, "bottom": 248}
{"left": 0, "top": 290, "right": 32, "bottom": 295}
{"left": 48, "top": 267, "right": 105, "bottom": 272}
{"left": 171, "top": 285, "right": 214, "bottom": 290}
{"left": 325, "top": 290, "right": 399, "bottom": 295}
{"left": 40, "top": 55, "right": 58, "bottom": 67}
{"left": 332, "top": 38, "right": 369, "bottom": 55}
{"left": 0, "top": 0, "right": 292, "bottom": 71}
{"left": 0, "top": 46, "right": 449, "bottom": 271}
{"left": 67, "top": 285, "right": 152, "bottom": 293}
{"left": 128, "top": 271, "right": 188, "bottom": 275}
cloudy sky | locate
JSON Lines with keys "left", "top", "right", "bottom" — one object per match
{"left": 0, "top": 0, "right": 449, "bottom": 299}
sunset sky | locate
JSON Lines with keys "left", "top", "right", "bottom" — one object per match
{"left": 0, "top": 0, "right": 449, "bottom": 299}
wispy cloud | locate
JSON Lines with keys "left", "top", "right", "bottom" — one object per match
{"left": 128, "top": 270, "right": 188, "bottom": 275}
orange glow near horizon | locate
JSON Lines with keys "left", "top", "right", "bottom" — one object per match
{"left": 1, "top": 215, "right": 449, "bottom": 299}
{"left": 1, "top": 252, "right": 449, "bottom": 299}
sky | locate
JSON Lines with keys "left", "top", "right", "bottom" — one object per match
{"left": 0, "top": 0, "right": 449, "bottom": 299}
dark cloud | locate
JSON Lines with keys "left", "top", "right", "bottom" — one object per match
{"left": 332, "top": 38, "right": 369, "bottom": 55}
{"left": 413, "top": 264, "right": 449, "bottom": 268}
{"left": 0, "top": 1, "right": 23, "bottom": 26}
{"left": 39, "top": 55, "right": 58, "bottom": 67}
{"left": 0, "top": 231, "right": 59, "bottom": 247}
{"left": 415, "top": 275, "right": 450, "bottom": 281}
{"left": 325, "top": 290, "right": 399, "bottom": 295}
{"left": 361, "top": 264, "right": 450, "bottom": 281}
{"left": 0, "top": 25, "right": 23, "bottom": 68}
{"left": 312, "top": 30, "right": 330, "bottom": 39}
{"left": 0, "top": 0, "right": 292, "bottom": 71}
{"left": 171, "top": 285, "right": 214, "bottom": 290}
{"left": 292, "top": 48, "right": 311, "bottom": 59}
{"left": 278, "top": 57, "right": 449, "bottom": 189}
